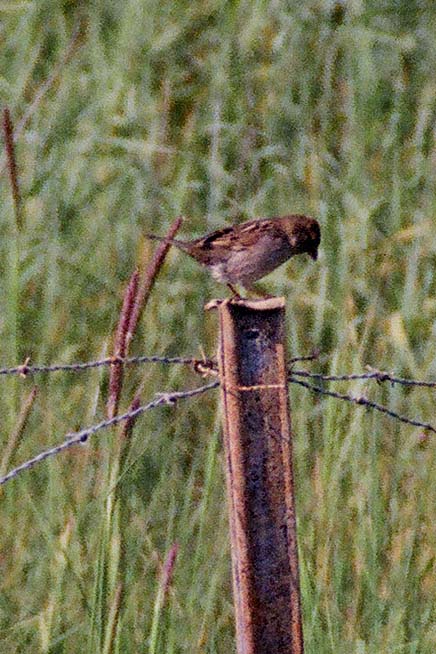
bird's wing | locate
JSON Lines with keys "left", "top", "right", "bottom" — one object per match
{"left": 183, "top": 219, "right": 288, "bottom": 266}
{"left": 199, "top": 219, "right": 285, "bottom": 251}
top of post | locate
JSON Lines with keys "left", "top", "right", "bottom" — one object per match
{"left": 205, "top": 297, "right": 285, "bottom": 312}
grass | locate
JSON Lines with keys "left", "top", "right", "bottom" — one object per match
{"left": 0, "top": 1, "right": 435, "bottom": 652}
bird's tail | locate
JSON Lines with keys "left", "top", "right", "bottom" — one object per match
{"left": 144, "top": 233, "right": 187, "bottom": 249}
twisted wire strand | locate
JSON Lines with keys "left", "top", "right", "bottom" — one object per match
{"left": 289, "top": 377, "right": 436, "bottom": 434}
{"left": 290, "top": 369, "right": 436, "bottom": 388}
{"left": 0, "top": 355, "right": 208, "bottom": 377}
{"left": 1, "top": 354, "right": 435, "bottom": 390}
{"left": 1, "top": 355, "right": 435, "bottom": 488}
{"left": 0, "top": 381, "right": 219, "bottom": 487}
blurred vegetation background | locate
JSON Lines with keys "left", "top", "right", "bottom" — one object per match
{"left": 0, "top": 1, "right": 435, "bottom": 652}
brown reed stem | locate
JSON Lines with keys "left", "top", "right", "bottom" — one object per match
{"left": 159, "top": 542, "right": 179, "bottom": 604}
{"left": 0, "top": 23, "right": 83, "bottom": 179}
{"left": 107, "top": 269, "right": 140, "bottom": 419}
{"left": 126, "top": 216, "right": 184, "bottom": 347}
{"left": 120, "top": 393, "right": 142, "bottom": 440}
{"left": 2, "top": 107, "right": 22, "bottom": 230}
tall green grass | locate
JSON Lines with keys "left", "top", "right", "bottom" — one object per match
{"left": 0, "top": 1, "right": 435, "bottom": 651}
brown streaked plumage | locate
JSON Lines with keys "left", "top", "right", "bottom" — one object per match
{"left": 146, "top": 214, "right": 320, "bottom": 296}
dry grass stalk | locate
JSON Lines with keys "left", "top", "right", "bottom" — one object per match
{"left": 0, "top": 23, "right": 83, "bottom": 180}
{"left": 107, "top": 269, "right": 140, "bottom": 419}
{"left": 104, "top": 582, "right": 124, "bottom": 654}
{"left": 126, "top": 215, "right": 184, "bottom": 346}
{"left": 120, "top": 393, "right": 141, "bottom": 440}
{"left": 159, "top": 542, "right": 179, "bottom": 604}
{"left": 2, "top": 107, "right": 22, "bottom": 230}
{"left": 112, "top": 216, "right": 182, "bottom": 430}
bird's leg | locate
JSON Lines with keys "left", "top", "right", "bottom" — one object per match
{"left": 227, "top": 283, "right": 241, "bottom": 298}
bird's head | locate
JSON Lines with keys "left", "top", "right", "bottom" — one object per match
{"left": 281, "top": 215, "right": 321, "bottom": 260}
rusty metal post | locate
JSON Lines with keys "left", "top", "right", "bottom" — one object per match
{"left": 211, "top": 297, "right": 304, "bottom": 654}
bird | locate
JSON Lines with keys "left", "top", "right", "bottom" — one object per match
{"left": 146, "top": 214, "right": 320, "bottom": 297}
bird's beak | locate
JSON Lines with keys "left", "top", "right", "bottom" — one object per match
{"left": 310, "top": 249, "right": 318, "bottom": 261}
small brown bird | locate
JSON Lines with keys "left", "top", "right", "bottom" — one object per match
{"left": 146, "top": 214, "right": 320, "bottom": 296}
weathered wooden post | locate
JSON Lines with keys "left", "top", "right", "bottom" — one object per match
{"left": 209, "top": 297, "right": 304, "bottom": 654}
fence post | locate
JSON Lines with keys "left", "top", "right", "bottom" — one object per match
{"left": 211, "top": 297, "right": 304, "bottom": 654}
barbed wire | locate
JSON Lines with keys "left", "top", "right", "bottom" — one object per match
{"left": 1, "top": 354, "right": 436, "bottom": 390}
{"left": 290, "top": 368, "right": 436, "bottom": 389}
{"left": 3, "top": 354, "right": 436, "bottom": 404}
{"left": 288, "top": 376, "right": 436, "bottom": 434}
{"left": 0, "top": 381, "right": 219, "bottom": 487}
{"left": 1, "top": 351, "right": 435, "bottom": 488}
{"left": 0, "top": 354, "right": 206, "bottom": 377}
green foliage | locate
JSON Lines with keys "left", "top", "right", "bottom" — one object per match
{"left": 0, "top": 1, "right": 435, "bottom": 651}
